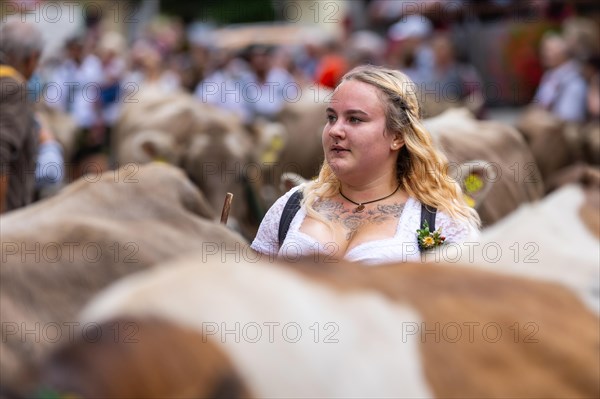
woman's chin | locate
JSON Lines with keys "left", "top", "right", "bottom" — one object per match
{"left": 327, "top": 159, "right": 343, "bottom": 173}
{"left": 327, "top": 161, "right": 354, "bottom": 180}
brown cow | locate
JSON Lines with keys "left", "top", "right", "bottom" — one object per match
{"left": 27, "top": 318, "right": 253, "bottom": 399}
{"left": 545, "top": 163, "right": 600, "bottom": 194}
{"left": 428, "top": 183, "right": 599, "bottom": 314}
{"left": 28, "top": 206, "right": 598, "bottom": 398}
{"left": 0, "top": 162, "right": 246, "bottom": 392}
{"left": 516, "top": 106, "right": 576, "bottom": 183}
{"left": 516, "top": 106, "right": 600, "bottom": 186}
{"left": 272, "top": 85, "right": 330, "bottom": 182}
{"left": 114, "top": 84, "right": 331, "bottom": 236}
{"left": 114, "top": 86, "right": 263, "bottom": 238}
{"left": 424, "top": 108, "right": 545, "bottom": 226}
{"left": 229, "top": 84, "right": 332, "bottom": 209}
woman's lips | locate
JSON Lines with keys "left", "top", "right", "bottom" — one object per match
{"left": 331, "top": 145, "right": 349, "bottom": 153}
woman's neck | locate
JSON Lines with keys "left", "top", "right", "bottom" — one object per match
{"left": 339, "top": 176, "right": 401, "bottom": 204}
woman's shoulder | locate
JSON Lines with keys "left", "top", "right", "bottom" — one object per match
{"left": 278, "top": 183, "right": 306, "bottom": 204}
{"left": 251, "top": 183, "right": 307, "bottom": 255}
{"left": 264, "top": 183, "right": 307, "bottom": 220}
{"left": 435, "top": 209, "right": 480, "bottom": 243}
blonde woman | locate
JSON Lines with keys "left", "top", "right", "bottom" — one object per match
{"left": 251, "top": 65, "right": 480, "bottom": 264}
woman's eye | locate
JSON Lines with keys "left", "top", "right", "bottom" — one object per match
{"left": 349, "top": 117, "right": 361, "bottom": 123}
{"left": 326, "top": 114, "right": 337, "bottom": 123}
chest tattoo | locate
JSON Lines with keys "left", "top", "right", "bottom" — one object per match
{"left": 313, "top": 200, "right": 405, "bottom": 241}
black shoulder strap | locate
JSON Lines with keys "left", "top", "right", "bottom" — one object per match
{"left": 420, "top": 204, "right": 437, "bottom": 232}
{"left": 278, "top": 190, "right": 303, "bottom": 247}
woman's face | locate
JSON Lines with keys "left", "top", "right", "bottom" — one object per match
{"left": 322, "top": 79, "right": 404, "bottom": 185}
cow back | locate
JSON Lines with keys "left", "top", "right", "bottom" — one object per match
{"left": 69, "top": 252, "right": 599, "bottom": 398}
{"left": 0, "top": 163, "right": 246, "bottom": 390}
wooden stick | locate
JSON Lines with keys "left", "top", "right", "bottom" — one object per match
{"left": 220, "top": 192, "right": 234, "bottom": 225}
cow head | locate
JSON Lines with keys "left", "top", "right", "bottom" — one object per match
{"left": 118, "top": 130, "right": 180, "bottom": 165}
{"left": 515, "top": 106, "right": 574, "bottom": 183}
{"left": 452, "top": 160, "right": 496, "bottom": 210}
{"left": 424, "top": 108, "right": 545, "bottom": 226}
{"left": 114, "top": 88, "right": 267, "bottom": 239}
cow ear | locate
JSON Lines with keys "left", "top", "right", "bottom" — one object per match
{"left": 141, "top": 141, "right": 159, "bottom": 160}
{"left": 250, "top": 119, "right": 287, "bottom": 165}
{"left": 280, "top": 172, "right": 307, "bottom": 192}
{"left": 134, "top": 130, "right": 177, "bottom": 164}
{"left": 456, "top": 160, "right": 496, "bottom": 209}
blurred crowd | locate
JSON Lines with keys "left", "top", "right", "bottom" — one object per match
{"left": 1, "top": 0, "right": 599, "bottom": 213}
{"left": 33, "top": 1, "right": 599, "bottom": 123}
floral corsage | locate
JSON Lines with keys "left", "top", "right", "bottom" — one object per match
{"left": 417, "top": 221, "right": 445, "bottom": 250}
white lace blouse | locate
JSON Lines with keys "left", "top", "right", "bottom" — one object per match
{"left": 251, "top": 185, "right": 480, "bottom": 265}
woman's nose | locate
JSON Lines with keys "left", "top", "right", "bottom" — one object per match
{"left": 328, "top": 121, "right": 344, "bottom": 140}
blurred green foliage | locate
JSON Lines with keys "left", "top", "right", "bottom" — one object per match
{"left": 160, "top": 0, "right": 277, "bottom": 24}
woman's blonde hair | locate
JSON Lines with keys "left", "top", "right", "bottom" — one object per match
{"left": 303, "top": 65, "right": 480, "bottom": 228}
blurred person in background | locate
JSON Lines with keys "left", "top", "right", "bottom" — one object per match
{"left": 368, "top": 0, "right": 466, "bottom": 31}
{"left": 296, "top": 36, "right": 324, "bottom": 84}
{"left": 197, "top": 44, "right": 297, "bottom": 125}
{"left": 49, "top": 35, "right": 106, "bottom": 176}
{"left": 272, "top": 45, "right": 302, "bottom": 84}
{"left": 562, "top": 17, "right": 600, "bottom": 65}
{"left": 180, "top": 23, "right": 216, "bottom": 93}
{"left": 424, "top": 34, "right": 485, "bottom": 117}
{"left": 123, "top": 40, "right": 181, "bottom": 94}
{"left": 579, "top": 55, "right": 600, "bottom": 164}
{"left": 585, "top": 59, "right": 600, "bottom": 122}
{"left": 314, "top": 39, "right": 349, "bottom": 89}
{"left": 194, "top": 48, "right": 251, "bottom": 123}
{"left": 97, "top": 31, "right": 127, "bottom": 148}
{"left": 34, "top": 114, "right": 65, "bottom": 199}
{"left": 386, "top": 14, "right": 434, "bottom": 85}
{"left": 172, "top": 41, "right": 211, "bottom": 93}
{"left": 241, "top": 44, "right": 298, "bottom": 121}
{"left": 0, "top": 19, "right": 44, "bottom": 213}
{"left": 532, "top": 32, "right": 588, "bottom": 123}
{"left": 346, "top": 30, "right": 386, "bottom": 70}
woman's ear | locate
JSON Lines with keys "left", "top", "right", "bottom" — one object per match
{"left": 390, "top": 135, "right": 404, "bottom": 151}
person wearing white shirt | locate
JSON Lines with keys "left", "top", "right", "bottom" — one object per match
{"left": 533, "top": 33, "right": 588, "bottom": 123}
{"left": 252, "top": 65, "right": 480, "bottom": 265}
{"left": 196, "top": 45, "right": 298, "bottom": 125}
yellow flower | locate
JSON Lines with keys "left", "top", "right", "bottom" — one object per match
{"left": 422, "top": 236, "right": 435, "bottom": 247}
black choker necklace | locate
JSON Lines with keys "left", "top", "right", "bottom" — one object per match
{"left": 339, "top": 185, "right": 401, "bottom": 213}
